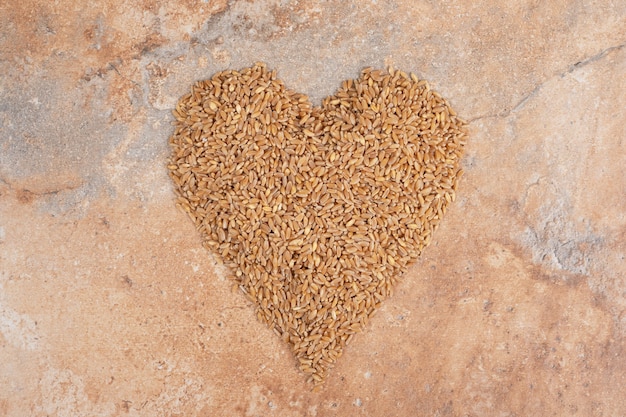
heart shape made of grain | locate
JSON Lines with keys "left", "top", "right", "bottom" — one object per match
{"left": 168, "top": 63, "right": 466, "bottom": 386}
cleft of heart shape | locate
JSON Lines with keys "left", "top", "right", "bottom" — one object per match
{"left": 168, "top": 63, "right": 467, "bottom": 386}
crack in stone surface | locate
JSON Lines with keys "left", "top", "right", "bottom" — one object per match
{"left": 0, "top": 174, "right": 82, "bottom": 198}
{"left": 469, "top": 42, "right": 626, "bottom": 123}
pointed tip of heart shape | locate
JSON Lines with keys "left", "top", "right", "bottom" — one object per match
{"left": 169, "top": 62, "right": 467, "bottom": 387}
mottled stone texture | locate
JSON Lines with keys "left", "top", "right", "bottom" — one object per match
{"left": 1, "top": 1, "right": 625, "bottom": 416}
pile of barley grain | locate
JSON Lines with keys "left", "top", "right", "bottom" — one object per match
{"left": 168, "top": 63, "right": 466, "bottom": 387}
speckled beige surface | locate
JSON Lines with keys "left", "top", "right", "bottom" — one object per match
{"left": 1, "top": 1, "right": 625, "bottom": 416}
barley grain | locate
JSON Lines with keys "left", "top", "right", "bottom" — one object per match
{"left": 168, "top": 63, "right": 467, "bottom": 388}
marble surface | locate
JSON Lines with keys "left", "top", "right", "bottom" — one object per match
{"left": 1, "top": 1, "right": 625, "bottom": 415}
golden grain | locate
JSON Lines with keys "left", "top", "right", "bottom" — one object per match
{"left": 168, "top": 63, "right": 466, "bottom": 388}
